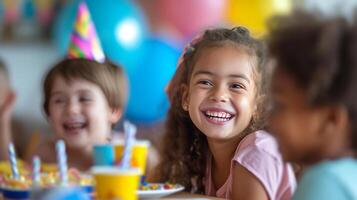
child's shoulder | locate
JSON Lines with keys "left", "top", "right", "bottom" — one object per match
{"left": 294, "top": 158, "right": 357, "bottom": 199}
{"left": 307, "top": 158, "right": 357, "bottom": 186}
{"left": 232, "top": 131, "right": 297, "bottom": 199}
{"left": 236, "top": 130, "right": 280, "bottom": 159}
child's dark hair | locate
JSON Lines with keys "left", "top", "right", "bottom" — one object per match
{"left": 268, "top": 11, "right": 357, "bottom": 152}
{"left": 43, "top": 58, "right": 128, "bottom": 116}
{"left": 156, "top": 27, "right": 268, "bottom": 193}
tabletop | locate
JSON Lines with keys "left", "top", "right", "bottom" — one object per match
{"left": 162, "top": 192, "right": 224, "bottom": 199}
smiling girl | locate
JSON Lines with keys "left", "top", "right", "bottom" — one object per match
{"left": 155, "top": 27, "right": 296, "bottom": 200}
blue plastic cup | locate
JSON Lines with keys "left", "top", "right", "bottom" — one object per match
{"left": 93, "top": 144, "right": 115, "bottom": 166}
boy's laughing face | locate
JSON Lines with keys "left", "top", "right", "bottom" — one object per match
{"left": 48, "top": 76, "right": 121, "bottom": 149}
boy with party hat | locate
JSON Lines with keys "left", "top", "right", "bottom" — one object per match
{"left": 29, "top": 1, "right": 128, "bottom": 171}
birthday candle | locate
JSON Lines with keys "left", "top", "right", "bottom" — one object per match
{"left": 120, "top": 121, "right": 137, "bottom": 169}
{"left": 32, "top": 156, "right": 41, "bottom": 186}
{"left": 8, "top": 143, "right": 19, "bottom": 179}
{"left": 56, "top": 140, "right": 68, "bottom": 186}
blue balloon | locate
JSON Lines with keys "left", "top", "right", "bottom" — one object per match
{"left": 53, "top": 0, "right": 148, "bottom": 68}
{"left": 125, "top": 37, "right": 180, "bottom": 124}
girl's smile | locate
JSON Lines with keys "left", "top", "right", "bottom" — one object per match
{"left": 201, "top": 107, "right": 235, "bottom": 125}
{"left": 183, "top": 45, "right": 257, "bottom": 141}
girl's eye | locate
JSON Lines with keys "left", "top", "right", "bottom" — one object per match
{"left": 197, "top": 80, "right": 213, "bottom": 86}
{"left": 230, "top": 83, "right": 245, "bottom": 90}
{"left": 80, "top": 97, "right": 92, "bottom": 102}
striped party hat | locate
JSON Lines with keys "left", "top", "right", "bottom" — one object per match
{"left": 67, "top": 1, "right": 105, "bottom": 63}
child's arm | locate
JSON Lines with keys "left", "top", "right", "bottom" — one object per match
{"left": 232, "top": 163, "right": 269, "bottom": 200}
{"left": 0, "top": 90, "right": 16, "bottom": 160}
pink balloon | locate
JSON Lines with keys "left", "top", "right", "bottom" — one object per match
{"left": 157, "top": 0, "right": 227, "bottom": 37}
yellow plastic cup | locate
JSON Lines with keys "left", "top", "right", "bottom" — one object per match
{"left": 92, "top": 166, "right": 141, "bottom": 200}
{"left": 114, "top": 140, "right": 150, "bottom": 174}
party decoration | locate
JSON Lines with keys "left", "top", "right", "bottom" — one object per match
{"left": 125, "top": 37, "right": 180, "bottom": 123}
{"left": 22, "top": 0, "right": 35, "bottom": 19}
{"left": 34, "top": 0, "right": 55, "bottom": 26}
{"left": 3, "top": 0, "right": 21, "bottom": 24}
{"left": 8, "top": 143, "right": 19, "bottom": 180}
{"left": 120, "top": 121, "right": 137, "bottom": 169}
{"left": 32, "top": 156, "right": 41, "bottom": 186}
{"left": 157, "top": 0, "right": 227, "bottom": 38}
{"left": 53, "top": 0, "right": 147, "bottom": 67}
{"left": 226, "top": 0, "right": 292, "bottom": 36}
{"left": 56, "top": 140, "right": 68, "bottom": 186}
{"left": 67, "top": 1, "right": 105, "bottom": 63}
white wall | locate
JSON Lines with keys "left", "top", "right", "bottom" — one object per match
{"left": 0, "top": 41, "right": 60, "bottom": 149}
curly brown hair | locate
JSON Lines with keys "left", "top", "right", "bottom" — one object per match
{"left": 156, "top": 27, "right": 269, "bottom": 193}
{"left": 268, "top": 11, "right": 357, "bottom": 154}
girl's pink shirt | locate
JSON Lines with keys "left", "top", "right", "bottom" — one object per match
{"left": 205, "top": 130, "right": 296, "bottom": 200}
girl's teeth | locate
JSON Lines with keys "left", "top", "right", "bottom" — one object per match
{"left": 205, "top": 111, "right": 232, "bottom": 119}
{"left": 208, "top": 116, "right": 230, "bottom": 122}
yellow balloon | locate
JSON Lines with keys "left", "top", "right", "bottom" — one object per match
{"left": 226, "top": 0, "right": 292, "bottom": 36}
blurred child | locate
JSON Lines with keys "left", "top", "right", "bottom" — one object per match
{"left": 268, "top": 11, "right": 357, "bottom": 199}
{"left": 0, "top": 59, "right": 16, "bottom": 160}
{"left": 30, "top": 2, "right": 128, "bottom": 171}
{"left": 34, "top": 58, "right": 127, "bottom": 171}
{"left": 156, "top": 27, "right": 296, "bottom": 199}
